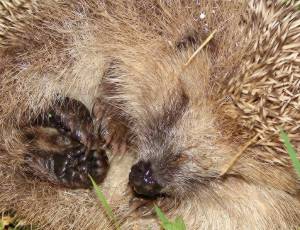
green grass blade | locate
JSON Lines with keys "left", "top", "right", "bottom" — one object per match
{"left": 173, "top": 217, "right": 186, "bottom": 230}
{"left": 155, "top": 205, "right": 172, "bottom": 230}
{"left": 155, "top": 206, "right": 186, "bottom": 230}
{"left": 280, "top": 130, "right": 300, "bottom": 176}
{"left": 0, "top": 220, "right": 3, "bottom": 230}
{"left": 154, "top": 206, "right": 170, "bottom": 225}
{"left": 89, "top": 176, "right": 119, "bottom": 230}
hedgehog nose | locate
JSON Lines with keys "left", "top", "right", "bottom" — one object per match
{"left": 129, "top": 161, "right": 162, "bottom": 197}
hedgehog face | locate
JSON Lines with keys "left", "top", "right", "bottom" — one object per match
{"left": 129, "top": 88, "right": 221, "bottom": 198}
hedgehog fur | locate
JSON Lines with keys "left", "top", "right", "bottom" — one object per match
{"left": 0, "top": 0, "right": 300, "bottom": 229}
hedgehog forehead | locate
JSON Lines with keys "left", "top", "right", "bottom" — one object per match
{"left": 146, "top": 94, "right": 188, "bottom": 137}
{"left": 138, "top": 89, "right": 189, "bottom": 160}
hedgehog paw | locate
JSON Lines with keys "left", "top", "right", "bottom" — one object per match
{"left": 34, "top": 97, "right": 95, "bottom": 148}
{"left": 26, "top": 145, "right": 109, "bottom": 189}
{"left": 53, "top": 146, "right": 109, "bottom": 188}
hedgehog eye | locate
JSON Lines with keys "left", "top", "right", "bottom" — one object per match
{"left": 175, "top": 30, "right": 198, "bottom": 50}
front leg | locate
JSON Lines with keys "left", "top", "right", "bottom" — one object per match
{"left": 36, "top": 97, "right": 96, "bottom": 149}
{"left": 23, "top": 97, "right": 110, "bottom": 189}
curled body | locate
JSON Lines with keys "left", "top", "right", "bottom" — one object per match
{"left": 0, "top": 0, "right": 300, "bottom": 229}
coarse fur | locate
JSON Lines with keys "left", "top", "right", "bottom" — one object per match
{"left": 0, "top": 0, "right": 300, "bottom": 229}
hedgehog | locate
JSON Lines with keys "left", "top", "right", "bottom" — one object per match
{"left": 0, "top": 0, "right": 300, "bottom": 229}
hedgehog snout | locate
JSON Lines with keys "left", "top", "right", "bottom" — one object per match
{"left": 129, "top": 161, "right": 162, "bottom": 197}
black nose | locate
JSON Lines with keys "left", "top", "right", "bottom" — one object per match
{"left": 129, "top": 161, "right": 162, "bottom": 197}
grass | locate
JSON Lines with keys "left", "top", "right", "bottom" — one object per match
{"left": 2, "top": 131, "right": 298, "bottom": 230}
{"left": 90, "top": 177, "right": 186, "bottom": 230}
{"left": 280, "top": 129, "right": 300, "bottom": 176}
{"left": 90, "top": 130, "right": 300, "bottom": 230}
{"left": 154, "top": 206, "right": 186, "bottom": 230}
{"left": 89, "top": 176, "right": 120, "bottom": 230}
{"left": 0, "top": 217, "right": 24, "bottom": 230}
{"left": 279, "top": 130, "right": 300, "bottom": 230}
{"left": 0, "top": 216, "right": 16, "bottom": 230}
